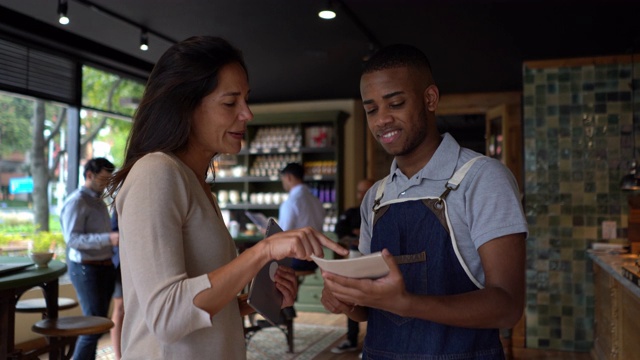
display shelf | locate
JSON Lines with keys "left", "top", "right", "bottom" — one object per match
{"left": 219, "top": 203, "right": 336, "bottom": 212}
{"left": 212, "top": 110, "right": 350, "bottom": 314}
{"left": 211, "top": 110, "right": 347, "bottom": 232}
{"left": 246, "top": 146, "right": 335, "bottom": 155}
{"left": 221, "top": 204, "right": 280, "bottom": 211}
{"left": 212, "top": 174, "right": 337, "bottom": 183}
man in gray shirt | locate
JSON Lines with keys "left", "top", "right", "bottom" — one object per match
{"left": 60, "top": 157, "right": 119, "bottom": 360}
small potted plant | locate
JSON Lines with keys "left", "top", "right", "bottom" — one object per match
{"left": 28, "top": 231, "right": 62, "bottom": 268}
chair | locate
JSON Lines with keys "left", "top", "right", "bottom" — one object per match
{"left": 24, "top": 316, "right": 114, "bottom": 360}
{"left": 16, "top": 298, "right": 79, "bottom": 319}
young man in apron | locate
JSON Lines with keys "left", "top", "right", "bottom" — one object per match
{"left": 320, "top": 44, "right": 528, "bottom": 359}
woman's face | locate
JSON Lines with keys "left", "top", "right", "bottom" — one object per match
{"left": 190, "top": 62, "right": 253, "bottom": 156}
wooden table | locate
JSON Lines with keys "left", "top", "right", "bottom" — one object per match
{"left": 0, "top": 256, "right": 67, "bottom": 360}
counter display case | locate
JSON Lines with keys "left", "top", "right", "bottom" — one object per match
{"left": 589, "top": 251, "right": 640, "bottom": 359}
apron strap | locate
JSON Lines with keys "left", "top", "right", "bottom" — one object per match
{"left": 372, "top": 175, "right": 388, "bottom": 212}
{"left": 437, "top": 156, "right": 484, "bottom": 203}
{"left": 371, "top": 156, "right": 486, "bottom": 236}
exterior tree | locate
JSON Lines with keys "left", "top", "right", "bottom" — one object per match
{"left": 0, "top": 95, "right": 32, "bottom": 158}
{"left": 27, "top": 66, "right": 142, "bottom": 232}
{"left": 30, "top": 100, "right": 49, "bottom": 231}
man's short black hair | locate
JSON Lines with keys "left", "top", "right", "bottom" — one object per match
{"left": 83, "top": 157, "right": 115, "bottom": 179}
{"left": 280, "top": 162, "right": 304, "bottom": 180}
{"left": 362, "top": 44, "right": 432, "bottom": 76}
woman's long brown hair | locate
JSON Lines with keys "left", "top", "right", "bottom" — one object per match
{"left": 106, "top": 36, "right": 247, "bottom": 201}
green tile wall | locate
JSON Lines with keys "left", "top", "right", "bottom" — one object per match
{"left": 523, "top": 60, "right": 638, "bottom": 352}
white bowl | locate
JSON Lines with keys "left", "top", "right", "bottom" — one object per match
{"left": 29, "top": 252, "right": 54, "bottom": 268}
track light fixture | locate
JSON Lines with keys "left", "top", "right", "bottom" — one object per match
{"left": 139, "top": 29, "right": 149, "bottom": 51}
{"left": 58, "top": 0, "right": 69, "bottom": 25}
{"left": 53, "top": 1, "right": 179, "bottom": 51}
{"left": 318, "top": 1, "right": 336, "bottom": 20}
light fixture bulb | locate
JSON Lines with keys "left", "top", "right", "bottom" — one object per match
{"left": 139, "top": 30, "right": 149, "bottom": 51}
{"left": 58, "top": 0, "right": 69, "bottom": 25}
{"left": 318, "top": 10, "right": 336, "bottom": 20}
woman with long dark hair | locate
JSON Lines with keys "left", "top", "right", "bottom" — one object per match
{"left": 107, "top": 36, "right": 347, "bottom": 359}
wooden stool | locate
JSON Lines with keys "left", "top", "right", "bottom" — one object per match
{"left": 29, "top": 316, "right": 114, "bottom": 360}
{"left": 16, "top": 298, "right": 78, "bottom": 319}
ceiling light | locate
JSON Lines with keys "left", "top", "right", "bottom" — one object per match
{"left": 318, "top": 1, "right": 336, "bottom": 20}
{"left": 139, "top": 30, "right": 149, "bottom": 51}
{"left": 622, "top": 53, "right": 638, "bottom": 190}
{"left": 58, "top": 0, "right": 69, "bottom": 25}
{"left": 318, "top": 10, "right": 336, "bottom": 19}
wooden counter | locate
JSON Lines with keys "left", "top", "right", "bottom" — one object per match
{"left": 588, "top": 251, "right": 640, "bottom": 360}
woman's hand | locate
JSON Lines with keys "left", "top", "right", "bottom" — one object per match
{"left": 275, "top": 265, "right": 298, "bottom": 308}
{"left": 264, "top": 226, "right": 349, "bottom": 261}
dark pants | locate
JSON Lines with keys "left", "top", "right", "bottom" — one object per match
{"left": 68, "top": 261, "right": 116, "bottom": 360}
{"left": 347, "top": 317, "right": 359, "bottom": 345}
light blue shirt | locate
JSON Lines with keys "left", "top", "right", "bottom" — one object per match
{"left": 278, "top": 184, "right": 325, "bottom": 232}
{"left": 359, "top": 133, "right": 528, "bottom": 285}
{"left": 60, "top": 186, "right": 113, "bottom": 263}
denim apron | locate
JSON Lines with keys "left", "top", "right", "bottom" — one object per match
{"left": 362, "top": 157, "right": 504, "bottom": 360}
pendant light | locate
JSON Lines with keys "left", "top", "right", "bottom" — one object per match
{"left": 621, "top": 161, "right": 640, "bottom": 190}
{"left": 139, "top": 29, "right": 149, "bottom": 51}
{"left": 318, "top": 1, "right": 336, "bottom": 20}
{"left": 621, "top": 53, "right": 639, "bottom": 190}
{"left": 58, "top": 0, "right": 69, "bottom": 25}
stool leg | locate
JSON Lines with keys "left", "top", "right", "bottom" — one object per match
{"left": 62, "top": 336, "right": 78, "bottom": 360}
{"left": 45, "top": 336, "right": 77, "bottom": 360}
{"left": 286, "top": 319, "right": 294, "bottom": 353}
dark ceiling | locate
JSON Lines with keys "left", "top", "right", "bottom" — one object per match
{"left": 1, "top": 0, "right": 640, "bottom": 104}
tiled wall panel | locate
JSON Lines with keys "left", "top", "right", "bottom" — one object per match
{"left": 523, "top": 61, "right": 638, "bottom": 351}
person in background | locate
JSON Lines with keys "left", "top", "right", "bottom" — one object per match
{"left": 109, "top": 210, "right": 124, "bottom": 360}
{"left": 320, "top": 44, "right": 528, "bottom": 359}
{"left": 278, "top": 162, "right": 326, "bottom": 272}
{"left": 106, "top": 36, "right": 347, "bottom": 359}
{"left": 330, "top": 178, "right": 374, "bottom": 354}
{"left": 60, "top": 157, "right": 119, "bottom": 360}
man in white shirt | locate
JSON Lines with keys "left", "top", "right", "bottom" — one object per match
{"left": 278, "top": 162, "right": 325, "bottom": 271}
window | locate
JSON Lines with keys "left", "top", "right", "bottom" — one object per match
{"left": 0, "top": 65, "right": 144, "bottom": 260}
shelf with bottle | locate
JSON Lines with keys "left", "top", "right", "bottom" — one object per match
{"left": 210, "top": 143, "right": 337, "bottom": 184}
{"left": 214, "top": 182, "right": 337, "bottom": 211}
{"left": 210, "top": 110, "right": 347, "bottom": 239}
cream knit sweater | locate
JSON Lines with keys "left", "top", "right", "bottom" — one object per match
{"left": 116, "top": 152, "right": 245, "bottom": 359}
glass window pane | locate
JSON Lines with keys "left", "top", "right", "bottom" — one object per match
{"left": 79, "top": 108, "right": 131, "bottom": 175}
{"left": 82, "top": 65, "right": 145, "bottom": 118}
{"left": 0, "top": 91, "right": 69, "bottom": 259}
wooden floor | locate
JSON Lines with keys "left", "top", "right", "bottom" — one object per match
{"left": 295, "top": 312, "right": 592, "bottom": 360}
{"left": 91, "top": 311, "right": 592, "bottom": 360}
